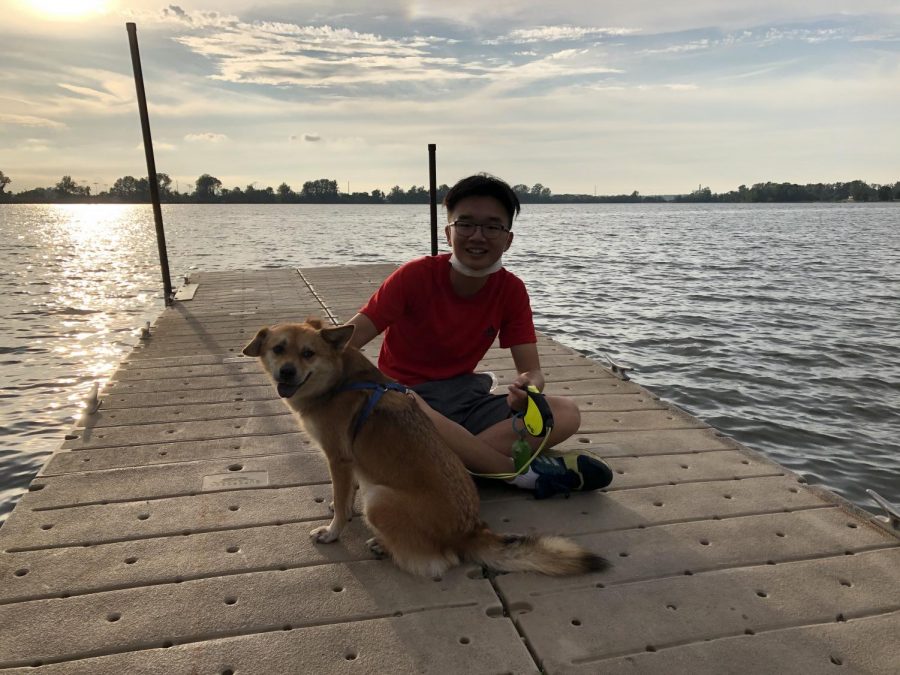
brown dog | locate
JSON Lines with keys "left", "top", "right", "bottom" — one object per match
{"left": 243, "top": 319, "right": 608, "bottom": 577}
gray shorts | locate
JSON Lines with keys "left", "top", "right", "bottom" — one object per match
{"left": 409, "top": 373, "right": 513, "bottom": 436}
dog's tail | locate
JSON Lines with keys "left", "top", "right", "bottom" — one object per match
{"left": 463, "top": 527, "right": 608, "bottom": 576}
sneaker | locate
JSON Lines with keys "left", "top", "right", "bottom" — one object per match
{"left": 531, "top": 453, "right": 613, "bottom": 500}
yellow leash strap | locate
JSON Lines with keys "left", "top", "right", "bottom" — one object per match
{"left": 469, "top": 426, "right": 553, "bottom": 480}
{"left": 469, "top": 385, "right": 555, "bottom": 480}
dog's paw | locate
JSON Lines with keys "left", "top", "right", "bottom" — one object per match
{"left": 310, "top": 525, "right": 340, "bottom": 544}
{"left": 366, "top": 537, "right": 387, "bottom": 558}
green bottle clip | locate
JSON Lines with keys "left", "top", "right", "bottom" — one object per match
{"left": 511, "top": 437, "right": 532, "bottom": 472}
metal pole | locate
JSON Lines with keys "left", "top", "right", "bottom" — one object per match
{"left": 126, "top": 22, "right": 174, "bottom": 306}
{"left": 428, "top": 144, "right": 438, "bottom": 255}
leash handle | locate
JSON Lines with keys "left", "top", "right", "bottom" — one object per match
{"left": 521, "top": 385, "right": 553, "bottom": 437}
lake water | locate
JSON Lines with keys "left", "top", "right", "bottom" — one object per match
{"left": 1, "top": 202, "right": 898, "bottom": 522}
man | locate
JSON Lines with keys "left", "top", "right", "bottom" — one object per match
{"left": 345, "top": 173, "right": 612, "bottom": 498}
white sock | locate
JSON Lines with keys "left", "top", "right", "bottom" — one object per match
{"left": 507, "top": 468, "right": 539, "bottom": 490}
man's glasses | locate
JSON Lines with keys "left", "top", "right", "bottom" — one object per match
{"left": 450, "top": 220, "right": 510, "bottom": 239}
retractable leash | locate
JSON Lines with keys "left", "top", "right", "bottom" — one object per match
{"left": 470, "top": 385, "right": 554, "bottom": 480}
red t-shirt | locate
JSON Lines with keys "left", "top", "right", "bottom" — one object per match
{"left": 360, "top": 254, "right": 536, "bottom": 385}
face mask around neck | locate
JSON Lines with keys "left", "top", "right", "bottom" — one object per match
{"left": 449, "top": 253, "right": 503, "bottom": 278}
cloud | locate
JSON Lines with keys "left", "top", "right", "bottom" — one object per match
{"left": 134, "top": 141, "right": 177, "bottom": 151}
{"left": 638, "top": 27, "right": 849, "bottom": 57}
{"left": 850, "top": 31, "right": 900, "bottom": 42}
{"left": 579, "top": 81, "right": 699, "bottom": 93}
{"left": 172, "top": 22, "right": 476, "bottom": 88}
{"left": 489, "top": 48, "right": 623, "bottom": 92}
{"left": 163, "top": 4, "right": 188, "bottom": 21}
{"left": 40, "top": 69, "right": 137, "bottom": 117}
{"left": 18, "top": 138, "right": 53, "bottom": 152}
{"left": 57, "top": 83, "right": 130, "bottom": 108}
{"left": 164, "top": 17, "right": 630, "bottom": 95}
{"left": 287, "top": 133, "right": 329, "bottom": 143}
{"left": 490, "top": 25, "right": 638, "bottom": 44}
{"left": 0, "top": 113, "right": 66, "bottom": 129}
{"left": 404, "top": 1, "right": 900, "bottom": 34}
{"left": 759, "top": 27, "right": 846, "bottom": 45}
{"left": 155, "top": 4, "right": 239, "bottom": 28}
{"left": 141, "top": 11, "right": 874, "bottom": 105}
{"left": 640, "top": 39, "right": 712, "bottom": 55}
{"left": 184, "top": 132, "right": 228, "bottom": 143}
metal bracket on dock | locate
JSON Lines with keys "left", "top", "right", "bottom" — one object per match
{"left": 81, "top": 382, "right": 103, "bottom": 426}
{"left": 84, "top": 382, "right": 102, "bottom": 415}
{"left": 174, "top": 283, "right": 199, "bottom": 301}
{"left": 866, "top": 489, "right": 900, "bottom": 530}
{"left": 602, "top": 353, "right": 633, "bottom": 381}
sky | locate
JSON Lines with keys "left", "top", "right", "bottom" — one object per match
{"left": 2, "top": 1, "right": 899, "bottom": 196}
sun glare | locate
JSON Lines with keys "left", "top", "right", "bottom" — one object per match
{"left": 26, "top": 0, "right": 108, "bottom": 18}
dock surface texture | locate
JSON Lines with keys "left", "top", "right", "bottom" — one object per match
{"left": 2, "top": 266, "right": 898, "bottom": 675}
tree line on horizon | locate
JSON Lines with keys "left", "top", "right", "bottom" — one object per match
{"left": 0, "top": 170, "right": 897, "bottom": 205}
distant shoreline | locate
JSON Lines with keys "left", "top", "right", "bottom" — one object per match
{"left": 2, "top": 197, "right": 897, "bottom": 205}
{"left": 0, "top": 174, "right": 897, "bottom": 205}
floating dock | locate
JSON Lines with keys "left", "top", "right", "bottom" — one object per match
{"left": 1, "top": 266, "right": 898, "bottom": 673}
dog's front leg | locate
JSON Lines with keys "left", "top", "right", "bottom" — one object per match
{"left": 329, "top": 481, "right": 358, "bottom": 522}
{"left": 310, "top": 455, "right": 355, "bottom": 544}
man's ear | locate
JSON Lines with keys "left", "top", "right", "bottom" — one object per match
{"left": 504, "top": 230, "right": 514, "bottom": 252}
{"left": 320, "top": 324, "right": 355, "bottom": 351}
{"left": 445, "top": 223, "right": 452, "bottom": 247}
{"left": 242, "top": 327, "right": 269, "bottom": 357}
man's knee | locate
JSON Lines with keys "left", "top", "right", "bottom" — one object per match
{"left": 548, "top": 396, "right": 581, "bottom": 438}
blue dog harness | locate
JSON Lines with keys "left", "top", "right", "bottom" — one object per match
{"left": 337, "top": 381, "right": 409, "bottom": 440}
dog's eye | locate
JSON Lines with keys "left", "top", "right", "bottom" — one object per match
{"left": 272, "top": 344, "right": 285, "bottom": 355}
{"left": 301, "top": 348, "right": 315, "bottom": 359}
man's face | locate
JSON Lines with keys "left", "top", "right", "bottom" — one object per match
{"left": 445, "top": 195, "right": 513, "bottom": 271}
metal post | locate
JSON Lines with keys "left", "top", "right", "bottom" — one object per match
{"left": 428, "top": 144, "right": 438, "bottom": 256}
{"left": 126, "top": 22, "right": 174, "bottom": 306}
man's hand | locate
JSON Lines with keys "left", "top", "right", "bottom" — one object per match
{"left": 506, "top": 371, "right": 545, "bottom": 412}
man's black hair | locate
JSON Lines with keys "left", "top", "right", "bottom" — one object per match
{"left": 443, "top": 173, "right": 521, "bottom": 227}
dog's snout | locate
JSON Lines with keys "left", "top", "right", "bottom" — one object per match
{"left": 278, "top": 364, "right": 297, "bottom": 381}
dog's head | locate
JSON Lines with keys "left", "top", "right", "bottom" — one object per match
{"left": 242, "top": 318, "right": 355, "bottom": 400}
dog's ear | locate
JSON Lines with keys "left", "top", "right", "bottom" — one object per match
{"left": 320, "top": 324, "right": 355, "bottom": 351}
{"left": 242, "top": 327, "right": 269, "bottom": 357}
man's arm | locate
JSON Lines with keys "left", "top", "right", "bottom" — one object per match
{"left": 344, "top": 312, "right": 380, "bottom": 350}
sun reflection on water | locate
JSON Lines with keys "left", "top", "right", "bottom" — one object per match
{"left": 4, "top": 204, "right": 162, "bottom": 429}
{"left": 45, "top": 206, "right": 160, "bottom": 413}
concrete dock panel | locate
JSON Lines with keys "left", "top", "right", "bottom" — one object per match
{"left": 507, "top": 548, "right": 900, "bottom": 672}
{"left": 41, "top": 432, "right": 313, "bottom": 474}
{"left": 3, "top": 607, "right": 541, "bottom": 674}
